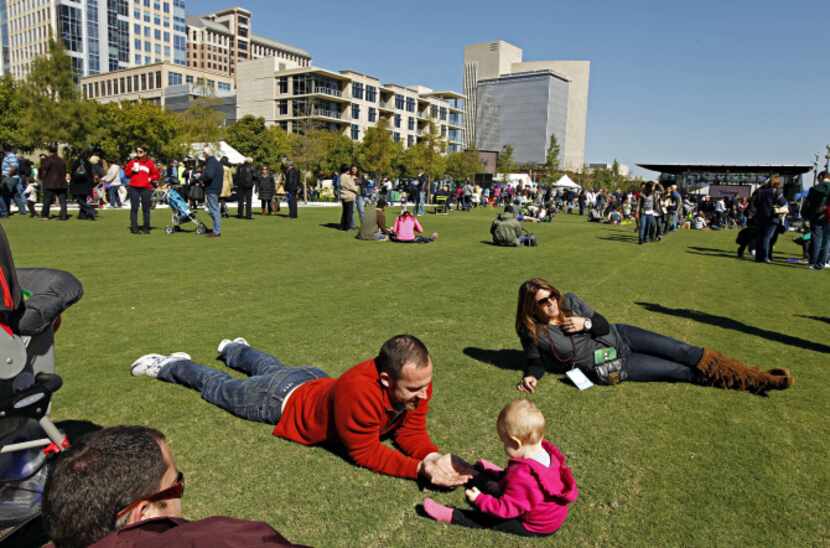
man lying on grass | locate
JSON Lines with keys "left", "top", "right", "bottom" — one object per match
{"left": 130, "top": 335, "right": 471, "bottom": 487}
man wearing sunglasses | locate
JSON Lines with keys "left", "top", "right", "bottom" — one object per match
{"left": 43, "top": 426, "right": 305, "bottom": 547}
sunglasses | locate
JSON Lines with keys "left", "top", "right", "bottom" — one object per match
{"left": 115, "top": 471, "right": 185, "bottom": 521}
{"left": 136, "top": 149, "right": 145, "bottom": 154}
{"left": 536, "top": 295, "right": 557, "bottom": 307}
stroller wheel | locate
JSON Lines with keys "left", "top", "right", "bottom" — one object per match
{"left": 164, "top": 226, "right": 174, "bottom": 235}
{"left": 196, "top": 224, "right": 207, "bottom": 235}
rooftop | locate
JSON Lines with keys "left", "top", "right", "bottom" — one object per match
{"left": 187, "top": 16, "right": 310, "bottom": 58}
{"left": 638, "top": 163, "right": 814, "bottom": 176}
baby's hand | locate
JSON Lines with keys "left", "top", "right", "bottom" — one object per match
{"left": 465, "top": 487, "right": 481, "bottom": 503}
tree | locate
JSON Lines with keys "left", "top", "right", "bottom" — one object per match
{"left": 543, "top": 134, "right": 561, "bottom": 183}
{"left": 496, "top": 144, "right": 516, "bottom": 179}
{"left": 357, "top": 117, "right": 397, "bottom": 182}
{"left": 291, "top": 129, "right": 354, "bottom": 200}
{"left": 18, "top": 40, "right": 80, "bottom": 150}
{"left": 0, "top": 75, "right": 25, "bottom": 149}
{"left": 444, "top": 150, "right": 481, "bottom": 182}
{"left": 225, "top": 115, "right": 292, "bottom": 167}
{"left": 96, "top": 101, "right": 184, "bottom": 161}
{"left": 401, "top": 121, "right": 446, "bottom": 186}
{"left": 175, "top": 97, "right": 225, "bottom": 145}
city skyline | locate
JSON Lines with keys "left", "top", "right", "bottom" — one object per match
{"left": 187, "top": 0, "right": 828, "bottom": 177}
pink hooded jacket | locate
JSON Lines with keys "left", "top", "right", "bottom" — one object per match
{"left": 474, "top": 439, "right": 579, "bottom": 534}
{"left": 393, "top": 214, "right": 423, "bottom": 241}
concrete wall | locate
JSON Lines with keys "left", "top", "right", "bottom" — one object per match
{"left": 236, "top": 57, "right": 286, "bottom": 123}
{"left": 513, "top": 60, "right": 589, "bottom": 171}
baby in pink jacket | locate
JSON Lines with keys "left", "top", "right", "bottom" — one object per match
{"left": 423, "top": 399, "right": 578, "bottom": 537}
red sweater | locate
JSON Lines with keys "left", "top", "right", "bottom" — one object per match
{"left": 272, "top": 359, "right": 439, "bottom": 479}
{"left": 125, "top": 158, "right": 160, "bottom": 189}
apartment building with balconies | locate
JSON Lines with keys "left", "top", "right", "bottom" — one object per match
{"left": 237, "top": 57, "right": 465, "bottom": 152}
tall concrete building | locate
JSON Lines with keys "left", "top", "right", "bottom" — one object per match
{"left": 463, "top": 40, "right": 590, "bottom": 171}
{"left": 237, "top": 57, "right": 465, "bottom": 152}
{"left": 1, "top": 0, "right": 187, "bottom": 80}
{"left": 186, "top": 7, "right": 310, "bottom": 81}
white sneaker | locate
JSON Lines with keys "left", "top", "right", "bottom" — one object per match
{"left": 130, "top": 352, "right": 191, "bottom": 378}
{"left": 217, "top": 337, "right": 250, "bottom": 354}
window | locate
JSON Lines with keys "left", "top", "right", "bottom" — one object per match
{"left": 278, "top": 77, "right": 288, "bottom": 94}
{"left": 278, "top": 100, "right": 288, "bottom": 115}
{"left": 154, "top": 29, "right": 160, "bottom": 39}
{"left": 407, "top": 135, "right": 414, "bottom": 147}
{"left": 140, "top": 73, "right": 147, "bottom": 90}
{"left": 440, "top": 107, "right": 447, "bottom": 121}
{"left": 368, "top": 107, "right": 376, "bottom": 122}
{"left": 106, "top": 80, "right": 112, "bottom": 95}
{"left": 127, "top": 76, "right": 133, "bottom": 92}
{"left": 393, "top": 132, "right": 400, "bottom": 143}
{"left": 134, "top": 23, "right": 140, "bottom": 34}
{"left": 218, "top": 82, "right": 231, "bottom": 91}
{"left": 185, "top": 74, "right": 193, "bottom": 84}
{"left": 238, "top": 40, "right": 247, "bottom": 50}
{"left": 366, "top": 85, "right": 377, "bottom": 103}
{"left": 394, "top": 94, "right": 404, "bottom": 109}
{"left": 352, "top": 104, "right": 360, "bottom": 120}
{"left": 134, "top": 38, "right": 141, "bottom": 49}
{"left": 352, "top": 82, "right": 364, "bottom": 100}
{"left": 168, "top": 72, "right": 182, "bottom": 85}
{"left": 163, "top": 31, "right": 169, "bottom": 41}
{"left": 394, "top": 114, "right": 401, "bottom": 128}
{"left": 430, "top": 105, "right": 438, "bottom": 118}
{"left": 405, "top": 97, "right": 415, "bottom": 112}
{"left": 163, "top": 2, "right": 170, "bottom": 13}
{"left": 407, "top": 117, "right": 414, "bottom": 131}
{"left": 351, "top": 125, "right": 359, "bottom": 140}
{"left": 144, "top": 41, "right": 150, "bottom": 52}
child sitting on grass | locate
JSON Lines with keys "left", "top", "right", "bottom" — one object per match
{"left": 422, "top": 399, "right": 578, "bottom": 537}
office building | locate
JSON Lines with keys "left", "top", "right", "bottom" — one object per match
{"left": 186, "top": 7, "right": 310, "bottom": 80}
{"left": 80, "top": 61, "right": 236, "bottom": 123}
{"left": 237, "top": 57, "right": 465, "bottom": 152}
{"left": 463, "top": 40, "right": 590, "bottom": 170}
{"left": 1, "top": 0, "right": 187, "bottom": 80}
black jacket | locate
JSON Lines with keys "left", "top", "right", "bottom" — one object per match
{"left": 235, "top": 164, "right": 255, "bottom": 189}
{"left": 284, "top": 166, "right": 300, "bottom": 193}
{"left": 201, "top": 156, "right": 223, "bottom": 195}
{"left": 39, "top": 154, "right": 67, "bottom": 191}
{"left": 255, "top": 174, "right": 276, "bottom": 201}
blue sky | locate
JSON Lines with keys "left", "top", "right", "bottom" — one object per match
{"left": 193, "top": 0, "right": 829, "bottom": 176}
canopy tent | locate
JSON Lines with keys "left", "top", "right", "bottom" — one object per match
{"left": 553, "top": 175, "right": 581, "bottom": 189}
{"left": 190, "top": 141, "right": 246, "bottom": 165}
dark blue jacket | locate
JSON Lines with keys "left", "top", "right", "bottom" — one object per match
{"left": 201, "top": 156, "right": 223, "bottom": 195}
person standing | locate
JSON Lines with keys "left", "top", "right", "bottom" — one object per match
{"left": 39, "top": 145, "right": 68, "bottom": 220}
{"left": 415, "top": 172, "right": 427, "bottom": 216}
{"left": 752, "top": 176, "right": 787, "bottom": 263}
{"left": 219, "top": 157, "right": 233, "bottom": 218}
{"left": 100, "top": 158, "right": 122, "bottom": 208}
{"left": 69, "top": 154, "right": 97, "bottom": 221}
{"left": 284, "top": 160, "right": 300, "bottom": 219}
{"left": 235, "top": 157, "right": 255, "bottom": 220}
{"left": 125, "top": 146, "right": 160, "bottom": 234}
{"left": 255, "top": 165, "right": 276, "bottom": 216}
{"left": 200, "top": 146, "right": 223, "bottom": 238}
{"left": 339, "top": 164, "right": 358, "bottom": 231}
{"left": 636, "top": 182, "right": 656, "bottom": 244}
{"left": 802, "top": 171, "right": 830, "bottom": 270}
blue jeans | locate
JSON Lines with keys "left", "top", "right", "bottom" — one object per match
{"left": 755, "top": 221, "right": 778, "bottom": 262}
{"left": 638, "top": 214, "right": 654, "bottom": 243}
{"left": 13, "top": 180, "right": 27, "bottom": 213}
{"left": 355, "top": 195, "right": 366, "bottom": 225}
{"left": 158, "top": 343, "right": 329, "bottom": 424}
{"left": 811, "top": 220, "right": 830, "bottom": 267}
{"left": 206, "top": 192, "right": 221, "bottom": 235}
{"left": 617, "top": 324, "right": 703, "bottom": 383}
{"left": 107, "top": 186, "right": 122, "bottom": 207}
{"left": 416, "top": 191, "right": 426, "bottom": 216}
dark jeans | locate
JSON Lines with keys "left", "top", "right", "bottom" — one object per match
{"left": 261, "top": 199, "right": 273, "bottom": 214}
{"left": 617, "top": 324, "right": 703, "bottom": 383}
{"left": 41, "top": 189, "right": 68, "bottom": 219}
{"left": 755, "top": 221, "right": 778, "bottom": 262}
{"left": 129, "top": 186, "right": 152, "bottom": 230}
{"left": 449, "top": 509, "right": 547, "bottom": 537}
{"left": 340, "top": 200, "right": 354, "bottom": 230}
{"left": 237, "top": 187, "right": 253, "bottom": 218}
{"left": 288, "top": 191, "right": 298, "bottom": 218}
{"left": 74, "top": 194, "right": 96, "bottom": 219}
{"left": 810, "top": 220, "right": 829, "bottom": 267}
{"left": 157, "top": 343, "right": 329, "bottom": 423}
{"left": 638, "top": 215, "right": 654, "bottom": 243}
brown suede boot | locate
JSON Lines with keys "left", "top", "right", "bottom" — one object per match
{"left": 695, "top": 349, "right": 794, "bottom": 395}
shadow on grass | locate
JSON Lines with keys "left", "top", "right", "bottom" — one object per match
{"left": 597, "top": 234, "right": 639, "bottom": 244}
{"left": 319, "top": 223, "right": 345, "bottom": 231}
{"left": 689, "top": 245, "right": 801, "bottom": 258}
{"left": 636, "top": 302, "right": 830, "bottom": 354}
{"left": 796, "top": 315, "right": 830, "bottom": 325}
{"left": 685, "top": 249, "right": 803, "bottom": 268}
{"left": 463, "top": 347, "right": 525, "bottom": 371}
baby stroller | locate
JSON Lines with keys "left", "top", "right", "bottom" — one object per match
{"left": 163, "top": 187, "right": 209, "bottom": 235}
{"left": 0, "top": 226, "right": 82, "bottom": 542}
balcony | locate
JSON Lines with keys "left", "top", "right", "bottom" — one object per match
{"left": 307, "top": 107, "right": 345, "bottom": 121}
{"left": 313, "top": 86, "right": 342, "bottom": 98}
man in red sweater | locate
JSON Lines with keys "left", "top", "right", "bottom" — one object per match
{"left": 130, "top": 335, "right": 470, "bottom": 486}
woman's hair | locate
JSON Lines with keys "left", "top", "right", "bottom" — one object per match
{"left": 497, "top": 399, "right": 545, "bottom": 445}
{"left": 515, "top": 278, "right": 569, "bottom": 342}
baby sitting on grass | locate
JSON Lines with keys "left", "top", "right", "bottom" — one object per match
{"left": 423, "top": 399, "right": 578, "bottom": 537}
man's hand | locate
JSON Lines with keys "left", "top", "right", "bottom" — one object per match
{"left": 465, "top": 487, "right": 481, "bottom": 503}
{"left": 420, "top": 453, "right": 471, "bottom": 488}
{"left": 562, "top": 316, "right": 587, "bottom": 333}
{"left": 517, "top": 375, "right": 538, "bottom": 393}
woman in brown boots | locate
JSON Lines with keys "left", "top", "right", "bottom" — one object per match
{"left": 514, "top": 278, "right": 793, "bottom": 395}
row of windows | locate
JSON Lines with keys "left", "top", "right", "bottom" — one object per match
{"left": 83, "top": 70, "right": 230, "bottom": 98}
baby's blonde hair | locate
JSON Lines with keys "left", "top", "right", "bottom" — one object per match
{"left": 497, "top": 399, "right": 545, "bottom": 445}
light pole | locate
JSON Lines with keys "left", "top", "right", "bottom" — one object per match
{"left": 814, "top": 153, "right": 821, "bottom": 186}
{"left": 825, "top": 145, "right": 830, "bottom": 172}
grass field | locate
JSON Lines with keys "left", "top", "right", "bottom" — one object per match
{"left": 3, "top": 206, "right": 829, "bottom": 547}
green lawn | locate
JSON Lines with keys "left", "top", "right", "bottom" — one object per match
{"left": 3, "top": 206, "right": 828, "bottom": 547}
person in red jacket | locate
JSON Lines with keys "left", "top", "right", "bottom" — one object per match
{"left": 130, "top": 335, "right": 471, "bottom": 486}
{"left": 423, "top": 399, "right": 578, "bottom": 537}
{"left": 124, "top": 146, "right": 160, "bottom": 234}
